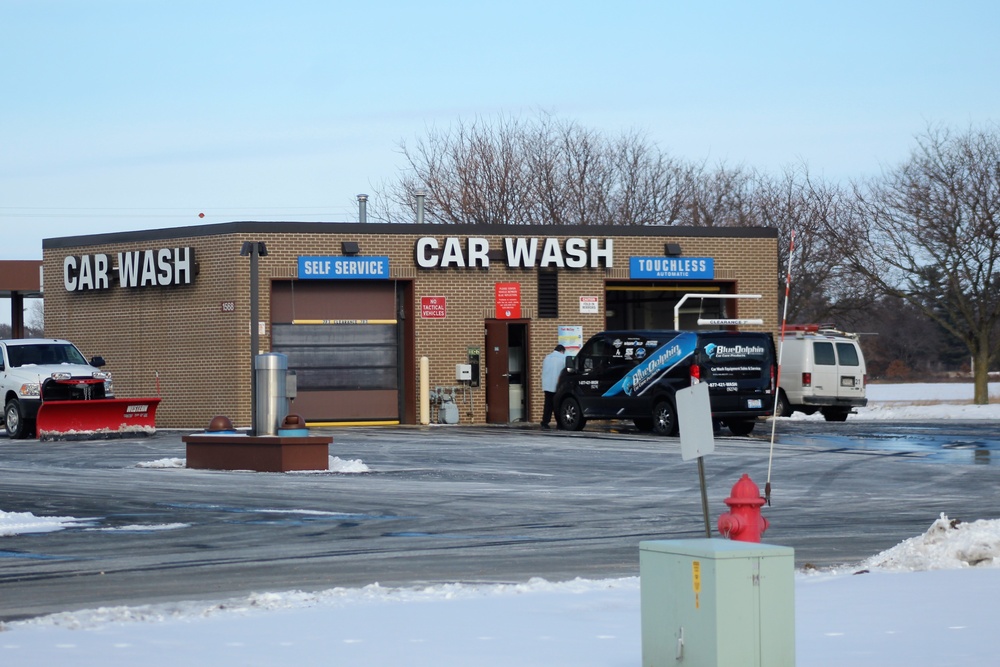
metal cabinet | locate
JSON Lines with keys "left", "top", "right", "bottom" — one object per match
{"left": 640, "top": 539, "right": 795, "bottom": 667}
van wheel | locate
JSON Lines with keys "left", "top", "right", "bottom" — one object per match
{"left": 774, "top": 391, "right": 793, "bottom": 418}
{"left": 727, "top": 419, "right": 756, "bottom": 436}
{"left": 822, "top": 408, "right": 850, "bottom": 422}
{"left": 633, "top": 418, "right": 654, "bottom": 432}
{"left": 652, "top": 399, "right": 677, "bottom": 436}
{"left": 557, "top": 397, "right": 586, "bottom": 431}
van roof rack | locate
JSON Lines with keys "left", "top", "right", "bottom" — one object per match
{"left": 786, "top": 324, "right": 858, "bottom": 339}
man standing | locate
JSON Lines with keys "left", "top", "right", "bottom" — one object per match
{"left": 540, "top": 344, "right": 566, "bottom": 429}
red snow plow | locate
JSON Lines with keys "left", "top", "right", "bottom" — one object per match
{"left": 36, "top": 396, "right": 161, "bottom": 440}
{"left": 2, "top": 338, "right": 162, "bottom": 440}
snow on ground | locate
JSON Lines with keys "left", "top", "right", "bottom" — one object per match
{"left": 2, "top": 382, "right": 1000, "bottom": 666}
{"left": 135, "top": 455, "right": 369, "bottom": 473}
{"left": 790, "top": 380, "right": 1000, "bottom": 421}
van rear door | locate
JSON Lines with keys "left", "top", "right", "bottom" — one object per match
{"left": 833, "top": 341, "right": 865, "bottom": 403}
{"left": 698, "top": 333, "right": 774, "bottom": 414}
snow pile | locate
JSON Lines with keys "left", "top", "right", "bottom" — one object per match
{"left": 785, "top": 381, "right": 1000, "bottom": 421}
{"left": 862, "top": 513, "right": 1000, "bottom": 571}
{"left": 327, "top": 455, "right": 370, "bottom": 473}
{"left": 136, "top": 457, "right": 185, "bottom": 468}
{"left": 0, "top": 510, "right": 95, "bottom": 536}
{"left": 133, "top": 456, "right": 370, "bottom": 473}
{"left": 13, "top": 577, "right": 633, "bottom": 631}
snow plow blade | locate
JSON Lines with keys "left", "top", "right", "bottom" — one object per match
{"left": 36, "top": 398, "right": 161, "bottom": 440}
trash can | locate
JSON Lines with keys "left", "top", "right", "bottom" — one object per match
{"left": 255, "top": 353, "right": 288, "bottom": 436}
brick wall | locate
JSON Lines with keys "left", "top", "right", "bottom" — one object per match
{"left": 42, "top": 225, "right": 777, "bottom": 428}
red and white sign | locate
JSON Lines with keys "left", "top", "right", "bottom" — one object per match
{"left": 494, "top": 282, "right": 522, "bottom": 319}
{"left": 421, "top": 296, "right": 447, "bottom": 319}
{"left": 579, "top": 296, "right": 599, "bottom": 314}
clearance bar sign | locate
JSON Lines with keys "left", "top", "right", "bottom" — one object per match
{"left": 298, "top": 256, "right": 390, "bottom": 280}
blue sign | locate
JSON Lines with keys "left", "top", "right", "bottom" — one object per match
{"left": 298, "top": 256, "right": 390, "bottom": 280}
{"left": 629, "top": 257, "right": 714, "bottom": 280}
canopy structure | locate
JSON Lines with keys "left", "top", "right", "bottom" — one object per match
{"left": 0, "top": 260, "right": 43, "bottom": 338}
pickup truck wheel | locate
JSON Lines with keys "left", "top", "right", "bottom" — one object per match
{"left": 5, "top": 399, "right": 30, "bottom": 439}
{"left": 557, "top": 397, "right": 586, "bottom": 431}
{"left": 652, "top": 399, "right": 677, "bottom": 436}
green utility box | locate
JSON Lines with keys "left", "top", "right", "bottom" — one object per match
{"left": 640, "top": 539, "right": 795, "bottom": 667}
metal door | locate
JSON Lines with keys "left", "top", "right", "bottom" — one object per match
{"left": 485, "top": 320, "right": 510, "bottom": 423}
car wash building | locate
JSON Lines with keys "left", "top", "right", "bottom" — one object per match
{"left": 41, "top": 222, "right": 778, "bottom": 429}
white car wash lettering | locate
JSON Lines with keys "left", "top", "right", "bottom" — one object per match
{"left": 64, "top": 247, "right": 196, "bottom": 292}
{"left": 416, "top": 237, "right": 614, "bottom": 269}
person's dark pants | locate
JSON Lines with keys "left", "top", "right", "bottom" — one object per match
{"left": 542, "top": 391, "right": 555, "bottom": 426}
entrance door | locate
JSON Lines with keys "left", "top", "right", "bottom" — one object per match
{"left": 485, "top": 320, "right": 528, "bottom": 423}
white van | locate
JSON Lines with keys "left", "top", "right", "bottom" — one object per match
{"left": 775, "top": 325, "right": 867, "bottom": 421}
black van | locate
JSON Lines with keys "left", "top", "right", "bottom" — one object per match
{"left": 554, "top": 330, "right": 776, "bottom": 436}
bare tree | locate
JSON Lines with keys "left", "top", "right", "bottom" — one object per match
{"left": 383, "top": 113, "right": 692, "bottom": 227}
{"left": 680, "top": 162, "right": 756, "bottom": 227}
{"left": 829, "top": 124, "right": 1000, "bottom": 403}
{"left": 26, "top": 300, "right": 44, "bottom": 336}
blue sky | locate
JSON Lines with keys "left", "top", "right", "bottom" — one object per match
{"left": 1, "top": 1, "right": 998, "bottom": 321}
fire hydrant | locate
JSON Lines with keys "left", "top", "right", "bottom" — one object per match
{"left": 717, "top": 473, "right": 769, "bottom": 542}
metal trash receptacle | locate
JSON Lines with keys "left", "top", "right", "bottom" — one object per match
{"left": 255, "top": 353, "right": 288, "bottom": 435}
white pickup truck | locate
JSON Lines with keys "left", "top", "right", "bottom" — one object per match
{"left": 1, "top": 338, "right": 114, "bottom": 438}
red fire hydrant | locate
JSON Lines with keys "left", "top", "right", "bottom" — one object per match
{"left": 717, "top": 473, "right": 769, "bottom": 542}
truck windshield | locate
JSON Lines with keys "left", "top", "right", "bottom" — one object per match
{"left": 7, "top": 343, "right": 88, "bottom": 367}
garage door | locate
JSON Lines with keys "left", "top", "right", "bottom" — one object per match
{"left": 271, "top": 281, "right": 400, "bottom": 423}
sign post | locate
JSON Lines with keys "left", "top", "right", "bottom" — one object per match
{"left": 676, "top": 382, "right": 716, "bottom": 538}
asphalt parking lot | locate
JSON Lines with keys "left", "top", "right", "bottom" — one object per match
{"left": 2, "top": 420, "right": 999, "bottom": 620}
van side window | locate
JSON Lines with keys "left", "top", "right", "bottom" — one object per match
{"left": 578, "top": 338, "right": 610, "bottom": 372}
{"left": 836, "top": 342, "right": 860, "bottom": 366}
{"left": 813, "top": 342, "right": 836, "bottom": 365}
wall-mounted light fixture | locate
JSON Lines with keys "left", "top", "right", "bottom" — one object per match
{"left": 665, "top": 243, "right": 683, "bottom": 256}
{"left": 341, "top": 241, "right": 360, "bottom": 256}
{"left": 240, "top": 241, "right": 268, "bottom": 257}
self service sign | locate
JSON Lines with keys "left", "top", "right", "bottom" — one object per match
{"left": 298, "top": 256, "right": 390, "bottom": 280}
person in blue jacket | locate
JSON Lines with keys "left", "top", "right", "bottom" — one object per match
{"left": 540, "top": 344, "right": 566, "bottom": 429}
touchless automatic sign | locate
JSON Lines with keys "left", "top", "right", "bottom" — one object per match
{"left": 298, "top": 256, "right": 390, "bottom": 280}
{"left": 629, "top": 257, "right": 714, "bottom": 280}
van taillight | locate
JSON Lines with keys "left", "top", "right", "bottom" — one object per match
{"left": 770, "top": 364, "right": 775, "bottom": 391}
{"left": 802, "top": 372, "right": 812, "bottom": 387}
{"left": 690, "top": 364, "right": 701, "bottom": 385}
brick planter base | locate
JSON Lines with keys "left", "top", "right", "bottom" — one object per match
{"left": 182, "top": 434, "right": 332, "bottom": 472}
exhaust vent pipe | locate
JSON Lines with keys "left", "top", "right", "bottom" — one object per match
{"left": 415, "top": 190, "right": 426, "bottom": 225}
{"left": 357, "top": 194, "right": 368, "bottom": 223}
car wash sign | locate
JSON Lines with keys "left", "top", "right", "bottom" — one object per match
{"left": 64, "top": 247, "right": 196, "bottom": 291}
{"left": 630, "top": 257, "right": 714, "bottom": 280}
{"left": 415, "top": 237, "right": 614, "bottom": 269}
{"left": 298, "top": 256, "right": 390, "bottom": 279}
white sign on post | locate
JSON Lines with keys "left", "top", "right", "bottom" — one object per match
{"left": 676, "top": 383, "right": 715, "bottom": 461}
